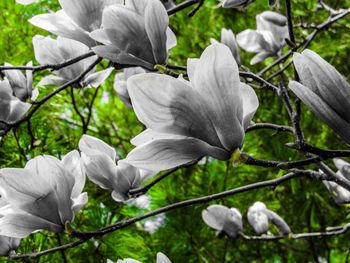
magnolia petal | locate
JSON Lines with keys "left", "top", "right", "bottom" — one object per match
{"left": 250, "top": 51, "right": 273, "bottom": 64}
{"left": 202, "top": 205, "right": 229, "bottom": 231}
{"left": 0, "top": 210, "right": 63, "bottom": 238}
{"left": 221, "top": 28, "right": 240, "bottom": 65}
{"left": 57, "top": 37, "right": 96, "bottom": 80}
{"left": 0, "top": 236, "right": 20, "bottom": 256}
{"left": 266, "top": 210, "right": 291, "bottom": 235}
{"left": 131, "top": 129, "right": 184, "bottom": 146}
{"left": 101, "top": 6, "right": 154, "bottom": 64}
{"left": 145, "top": 0, "right": 169, "bottom": 64}
{"left": 37, "top": 75, "right": 67, "bottom": 87}
{"left": 0, "top": 168, "right": 62, "bottom": 225}
{"left": 192, "top": 43, "right": 244, "bottom": 151}
{"left": 166, "top": 28, "right": 177, "bottom": 51}
{"left": 111, "top": 162, "right": 141, "bottom": 202}
{"left": 79, "top": 134, "right": 117, "bottom": 161}
{"left": 221, "top": 0, "right": 249, "bottom": 8}
{"left": 157, "top": 252, "right": 171, "bottom": 263}
{"left": 3, "top": 63, "right": 27, "bottom": 101}
{"left": 186, "top": 58, "right": 199, "bottom": 84}
{"left": 8, "top": 99, "right": 31, "bottom": 123}
{"left": 127, "top": 73, "right": 224, "bottom": 147}
{"left": 240, "top": 83, "right": 259, "bottom": 129}
{"left": 125, "top": 136, "right": 229, "bottom": 171}
{"left": 89, "top": 29, "right": 112, "bottom": 45}
{"left": 92, "top": 45, "right": 154, "bottom": 70}
{"left": 32, "top": 35, "right": 63, "bottom": 65}
{"left": 333, "top": 158, "right": 350, "bottom": 180}
{"left": 72, "top": 192, "right": 88, "bottom": 215}
{"left": 81, "top": 153, "right": 119, "bottom": 191}
{"left": 58, "top": 0, "right": 104, "bottom": 31}
{"left": 0, "top": 80, "right": 13, "bottom": 120}
{"left": 237, "top": 30, "right": 267, "bottom": 53}
{"left": 83, "top": 67, "right": 113, "bottom": 88}
{"left": 289, "top": 81, "right": 350, "bottom": 144}
{"left": 25, "top": 156, "right": 75, "bottom": 224}
{"left": 247, "top": 202, "right": 269, "bottom": 235}
{"left": 29, "top": 11, "right": 95, "bottom": 47}
{"left": 62, "top": 150, "right": 85, "bottom": 199}
{"left": 293, "top": 50, "right": 350, "bottom": 122}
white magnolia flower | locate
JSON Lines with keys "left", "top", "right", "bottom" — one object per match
{"left": 79, "top": 135, "right": 155, "bottom": 202}
{"left": 322, "top": 159, "right": 350, "bottom": 204}
{"left": 124, "top": 43, "right": 259, "bottom": 171}
{"left": 247, "top": 202, "right": 291, "bottom": 236}
{"left": 202, "top": 205, "right": 243, "bottom": 238}
{"left": 0, "top": 80, "right": 31, "bottom": 129}
{"left": 33, "top": 35, "right": 113, "bottom": 88}
{"left": 210, "top": 28, "right": 240, "bottom": 66}
{"left": 220, "top": 0, "right": 255, "bottom": 9}
{"left": 90, "top": 0, "right": 177, "bottom": 70}
{"left": 0, "top": 151, "right": 87, "bottom": 238}
{"left": 29, "top": 0, "right": 124, "bottom": 47}
{"left": 115, "top": 252, "right": 171, "bottom": 263}
{"left": 114, "top": 67, "right": 146, "bottom": 108}
{"left": 289, "top": 49, "right": 350, "bottom": 144}
{"left": 3, "top": 62, "right": 38, "bottom": 102}
{"left": 237, "top": 11, "right": 288, "bottom": 64}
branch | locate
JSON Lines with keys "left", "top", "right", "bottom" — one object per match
{"left": 246, "top": 123, "right": 294, "bottom": 134}
{"left": 0, "top": 51, "right": 95, "bottom": 73}
{"left": 10, "top": 171, "right": 310, "bottom": 260}
{"left": 240, "top": 223, "right": 350, "bottom": 240}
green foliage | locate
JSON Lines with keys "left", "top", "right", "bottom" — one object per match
{"left": 0, "top": 0, "right": 350, "bottom": 262}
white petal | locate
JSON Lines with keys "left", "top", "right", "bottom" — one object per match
{"left": 192, "top": 43, "right": 244, "bottom": 151}
{"left": 37, "top": 75, "right": 67, "bottom": 87}
{"left": 289, "top": 81, "right": 350, "bottom": 144}
{"left": 157, "top": 252, "right": 172, "bottom": 263}
{"left": 240, "top": 83, "right": 259, "bottom": 129}
{"left": 293, "top": 50, "right": 350, "bottom": 122}
{"left": 29, "top": 10, "right": 95, "bottom": 47}
{"left": 145, "top": 0, "right": 169, "bottom": 64}
{"left": 84, "top": 67, "right": 114, "bottom": 88}
{"left": 125, "top": 136, "right": 229, "bottom": 171}
{"left": 62, "top": 150, "right": 85, "bottom": 199}
{"left": 202, "top": 205, "right": 229, "bottom": 231}
{"left": 0, "top": 208, "right": 63, "bottom": 238}
{"left": 236, "top": 30, "right": 267, "bottom": 53}
{"left": 79, "top": 134, "right": 117, "bottom": 161}
{"left": 32, "top": 35, "right": 63, "bottom": 65}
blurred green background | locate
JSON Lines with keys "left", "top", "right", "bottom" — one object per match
{"left": 0, "top": 0, "right": 350, "bottom": 262}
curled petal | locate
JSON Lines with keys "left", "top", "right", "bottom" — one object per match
{"left": 293, "top": 50, "right": 350, "bottom": 122}
{"left": 289, "top": 81, "right": 350, "bottom": 144}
